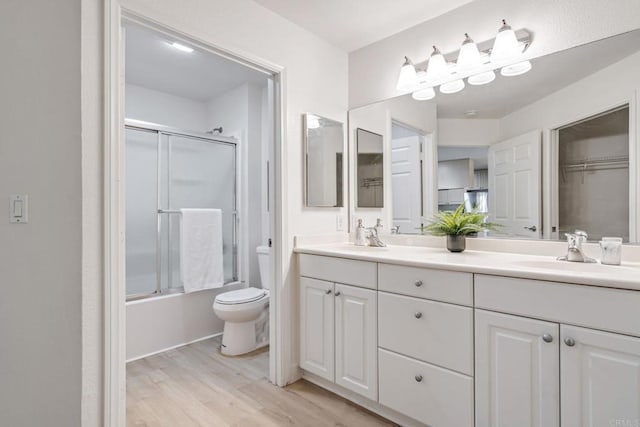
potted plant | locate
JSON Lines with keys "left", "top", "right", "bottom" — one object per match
{"left": 422, "top": 204, "right": 499, "bottom": 252}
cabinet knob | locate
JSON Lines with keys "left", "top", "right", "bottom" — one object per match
{"left": 414, "top": 312, "right": 423, "bottom": 319}
{"left": 564, "top": 337, "right": 576, "bottom": 347}
{"left": 414, "top": 280, "right": 423, "bottom": 287}
{"left": 325, "top": 289, "right": 332, "bottom": 294}
{"left": 415, "top": 374, "right": 423, "bottom": 382}
{"left": 542, "top": 333, "right": 553, "bottom": 343}
{"left": 335, "top": 291, "right": 341, "bottom": 297}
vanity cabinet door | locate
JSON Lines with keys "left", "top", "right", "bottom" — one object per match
{"left": 475, "top": 310, "right": 559, "bottom": 427}
{"left": 299, "top": 277, "right": 334, "bottom": 381}
{"left": 334, "top": 284, "right": 377, "bottom": 400}
{"left": 561, "top": 325, "right": 640, "bottom": 427}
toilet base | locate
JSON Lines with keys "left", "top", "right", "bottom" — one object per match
{"left": 220, "top": 315, "right": 269, "bottom": 356}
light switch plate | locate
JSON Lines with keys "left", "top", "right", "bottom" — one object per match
{"left": 9, "top": 194, "right": 28, "bottom": 224}
{"left": 336, "top": 214, "right": 344, "bottom": 231}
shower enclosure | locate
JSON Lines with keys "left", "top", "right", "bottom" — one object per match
{"left": 125, "top": 121, "right": 239, "bottom": 299}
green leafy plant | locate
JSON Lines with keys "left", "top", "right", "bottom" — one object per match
{"left": 422, "top": 204, "right": 499, "bottom": 236}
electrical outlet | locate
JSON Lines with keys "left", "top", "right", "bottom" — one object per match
{"left": 336, "top": 215, "right": 344, "bottom": 231}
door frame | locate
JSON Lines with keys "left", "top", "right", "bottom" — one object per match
{"left": 548, "top": 96, "right": 638, "bottom": 242}
{"left": 104, "top": 3, "right": 288, "bottom": 426}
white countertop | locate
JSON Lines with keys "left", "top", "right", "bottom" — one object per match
{"left": 295, "top": 243, "right": 640, "bottom": 291}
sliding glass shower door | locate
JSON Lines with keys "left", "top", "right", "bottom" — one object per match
{"left": 125, "top": 126, "right": 238, "bottom": 299}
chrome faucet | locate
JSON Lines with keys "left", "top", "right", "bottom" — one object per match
{"left": 390, "top": 225, "right": 400, "bottom": 234}
{"left": 366, "top": 227, "right": 387, "bottom": 247}
{"left": 557, "top": 230, "right": 596, "bottom": 263}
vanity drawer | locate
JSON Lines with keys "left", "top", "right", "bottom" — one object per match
{"left": 299, "top": 254, "right": 377, "bottom": 289}
{"left": 475, "top": 274, "right": 640, "bottom": 337}
{"left": 378, "top": 263, "right": 472, "bottom": 305}
{"left": 378, "top": 292, "right": 473, "bottom": 375}
{"left": 379, "top": 348, "right": 474, "bottom": 427}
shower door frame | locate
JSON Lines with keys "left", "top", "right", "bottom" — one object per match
{"left": 124, "top": 121, "right": 241, "bottom": 301}
{"left": 104, "top": 6, "right": 288, "bottom": 427}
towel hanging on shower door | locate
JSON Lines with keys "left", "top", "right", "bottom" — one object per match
{"left": 180, "top": 208, "right": 224, "bottom": 293}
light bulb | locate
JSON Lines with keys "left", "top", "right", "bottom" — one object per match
{"left": 501, "top": 60, "right": 532, "bottom": 76}
{"left": 468, "top": 70, "right": 496, "bottom": 85}
{"left": 426, "top": 46, "right": 448, "bottom": 81}
{"left": 490, "top": 19, "right": 521, "bottom": 63}
{"left": 396, "top": 56, "right": 418, "bottom": 92}
{"left": 440, "top": 79, "right": 465, "bottom": 94}
{"left": 412, "top": 87, "right": 436, "bottom": 101}
{"left": 456, "top": 34, "right": 481, "bottom": 73}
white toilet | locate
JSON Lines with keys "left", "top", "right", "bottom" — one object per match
{"left": 213, "top": 246, "right": 270, "bottom": 356}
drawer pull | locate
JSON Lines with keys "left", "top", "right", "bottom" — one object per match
{"left": 414, "top": 374, "right": 423, "bottom": 382}
{"left": 564, "top": 337, "right": 576, "bottom": 347}
{"left": 542, "top": 333, "right": 553, "bottom": 343}
{"left": 414, "top": 280, "right": 423, "bottom": 287}
{"left": 325, "top": 289, "right": 332, "bottom": 294}
{"left": 335, "top": 291, "right": 341, "bottom": 297}
{"left": 414, "top": 312, "right": 423, "bottom": 319}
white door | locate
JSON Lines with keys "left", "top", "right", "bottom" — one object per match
{"left": 334, "top": 284, "right": 377, "bottom": 400}
{"left": 299, "top": 277, "right": 334, "bottom": 381}
{"left": 489, "top": 130, "right": 542, "bottom": 237}
{"left": 391, "top": 135, "right": 422, "bottom": 234}
{"left": 475, "top": 310, "right": 559, "bottom": 427}
{"left": 561, "top": 325, "right": 640, "bottom": 427}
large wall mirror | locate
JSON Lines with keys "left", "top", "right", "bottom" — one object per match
{"left": 348, "top": 29, "right": 640, "bottom": 242}
{"left": 304, "top": 113, "right": 344, "bottom": 207}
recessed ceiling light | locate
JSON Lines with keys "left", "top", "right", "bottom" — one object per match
{"left": 465, "top": 109, "right": 479, "bottom": 117}
{"left": 169, "top": 42, "right": 194, "bottom": 53}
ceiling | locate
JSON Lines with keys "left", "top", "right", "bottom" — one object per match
{"left": 252, "top": 0, "right": 474, "bottom": 52}
{"left": 427, "top": 30, "right": 640, "bottom": 119}
{"left": 124, "top": 23, "right": 269, "bottom": 101}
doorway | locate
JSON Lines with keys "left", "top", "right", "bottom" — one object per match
{"left": 105, "top": 12, "right": 285, "bottom": 425}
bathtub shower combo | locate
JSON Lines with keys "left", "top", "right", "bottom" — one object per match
{"left": 125, "top": 120, "right": 269, "bottom": 356}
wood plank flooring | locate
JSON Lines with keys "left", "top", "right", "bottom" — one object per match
{"left": 127, "top": 337, "right": 396, "bottom": 426}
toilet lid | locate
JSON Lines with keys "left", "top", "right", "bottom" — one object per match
{"left": 215, "top": 288, "right": 267, "bottom": 305}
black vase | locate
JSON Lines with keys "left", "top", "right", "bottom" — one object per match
{"left": 447, "top": 235, "right": 466, "bottom": 252}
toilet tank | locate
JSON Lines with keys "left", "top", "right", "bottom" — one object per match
{"left": 256, "top": 246, "right": 271, "bottom": 290}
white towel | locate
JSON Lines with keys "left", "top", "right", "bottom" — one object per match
{"left": 180, "top": 208, "right": 224, "bottom": 293}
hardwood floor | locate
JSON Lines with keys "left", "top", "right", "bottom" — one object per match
{"left": 127, "top": 337, "right": 396, "bottom": 426}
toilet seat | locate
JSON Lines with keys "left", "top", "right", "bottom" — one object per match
{"left": 215, "top": 287, "right": 268, "bottom": 305}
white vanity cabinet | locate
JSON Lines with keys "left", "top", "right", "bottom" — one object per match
{"left": 299, "top": 255, "right": 378, "bottom": 401}
{"left": 475, "top": 274, "right": 640, "bottom": 427}
{"left": 475, "top": 310, "right": 560, "bottom": 427}
{"left": 560, "top": 325, "right": 640, "bottom": 427}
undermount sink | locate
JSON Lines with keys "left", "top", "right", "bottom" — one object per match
{"left": 511, "top": 259, "right": 613, "bottom": 272}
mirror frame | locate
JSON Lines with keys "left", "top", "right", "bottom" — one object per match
{"left": 303, "top": 113, "right": 345, "bottom": 208}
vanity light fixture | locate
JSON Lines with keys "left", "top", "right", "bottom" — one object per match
{"left": 426, "top": 46, "right": 449, "bottom": 81}
{"left": 396, "top": 56, "right": 419, "bottom": 91}
{"left": 490, "top": 19, "right": 521, "bottom": 63}
{"left": 500, "top": 60, "right": 532, "bottom": 76}
{"left": 468, "top": 70, "right": 496, "bottom": 85}
{"left": 440, "top": 79, "right": 465, "bottom": 94}
{"left": 412, "top": 87, "right": 436, "bottom": 101}
{"left": 456, "top": 34, "right": 482, "bottom": 73}
{"left": 396, "top": 19, "right": 532, "bottom": 101}
{"left": 169, "top": 42, "right": 194, "bottom": 53}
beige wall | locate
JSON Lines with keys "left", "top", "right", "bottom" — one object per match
{"left": 0, "top": 1, "right": 82, "bottom": 426}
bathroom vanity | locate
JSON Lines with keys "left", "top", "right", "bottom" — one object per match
{"left": 295, "top": 243, "right": 640, "bottom": 427}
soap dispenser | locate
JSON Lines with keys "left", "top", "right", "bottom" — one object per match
{"left": 355, "top": 219, "right": 368, "bottom": 246}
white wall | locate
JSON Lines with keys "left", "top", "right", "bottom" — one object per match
{"left": 499, "top": 51, "right": 640, "bottom": 140}
{"left": 349, "top": 96, "right": 437, "bottom": 229}
{"left": 125, "top": 83, "right": 208, "bottom": 131}
{"left": 438, "top": 118, "right": 499, "bottom": 146}
{"left": 1, "top": 1, "right": 82, "bottom": 426}
{"left": 349, "top": 0, "right": 640, "bottom": 108}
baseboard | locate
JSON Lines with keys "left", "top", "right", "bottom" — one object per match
{"left": 301, "top": 371, "right": 425, "bottom": 427}
{"left": 126, "top": 332, "right": 223, "bottom": 363}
